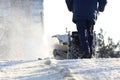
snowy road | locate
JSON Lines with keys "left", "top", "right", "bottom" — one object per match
{"left": 0, "top": 58, "right": 120, "bottom": 80}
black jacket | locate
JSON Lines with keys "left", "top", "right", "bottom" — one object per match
{"left": 66, "top": 0, "right": 107, "bottom": 23}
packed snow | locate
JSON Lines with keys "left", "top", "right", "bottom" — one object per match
{"left": 0, "top": 58, "right": 120, "bottom": 80}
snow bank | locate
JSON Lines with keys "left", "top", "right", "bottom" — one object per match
{"left": 0, "top": 58, "right": 120, "bottom": 80}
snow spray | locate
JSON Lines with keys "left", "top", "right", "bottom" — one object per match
{"left": 0, "top": 0, "right": 44, "bottom": 60}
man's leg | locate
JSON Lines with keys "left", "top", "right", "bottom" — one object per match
{"left": 76, "top": 21, "right": 90, "bottom": 58}
{"left": 86, "top": 20, "right": 94, "bottom": 57}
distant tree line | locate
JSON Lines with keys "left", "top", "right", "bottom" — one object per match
{"left": 96, "top": 28, "right": 120, "bottom": 58}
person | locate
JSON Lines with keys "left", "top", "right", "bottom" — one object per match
{"left": 65, "top": 0, "right": 107, "bottom": 58}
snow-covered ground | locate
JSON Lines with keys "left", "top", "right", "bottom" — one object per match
{"left": 0, "top": 58, "right": 120, "bottom": 80}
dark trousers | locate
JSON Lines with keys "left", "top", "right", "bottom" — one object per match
{"left": 76, "top": 20, "right": 94, "bottom": 58}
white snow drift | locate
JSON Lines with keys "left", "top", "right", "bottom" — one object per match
{"left": 0, "top": 58, "right": 120, "bottom": 80}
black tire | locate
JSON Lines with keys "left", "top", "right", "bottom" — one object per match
{"left": 68, "top": 41, "right": 82, "bottom": 59}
